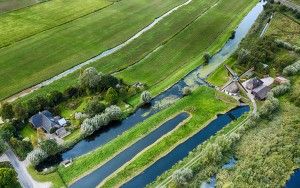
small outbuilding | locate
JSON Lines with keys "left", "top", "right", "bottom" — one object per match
{"left": 275, "top": 76, "right": 289, "bottom": 85}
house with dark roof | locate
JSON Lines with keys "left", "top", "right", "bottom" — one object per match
{"left": 252, "top": 85, "right": 270, "bottom": 100}
{"left": 246, "top": 77, "right": 263, "bottom": 90}
{"left": 29, "top": 110, "right": 67, "bottom": 134}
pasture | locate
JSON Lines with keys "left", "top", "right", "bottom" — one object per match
{"left": 14, "top": 0, "right": 256, "bottom": 105}
{"left": 0, "top": 0, "right": 185, "bottom": 100}
{"left": 0, "top": 0, "right": 45, "bottom": 13}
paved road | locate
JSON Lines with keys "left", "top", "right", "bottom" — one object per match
{"left": 5, "top": 149, "right": 34, "bottom": 188}
{"left": 5, "top": 148, "right": 51, "bottom": 188}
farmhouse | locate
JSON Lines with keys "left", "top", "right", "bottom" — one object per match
{"left": 243, "top": 77, "right": 274, "bottom": 100}
{"left": 29, "top": 110, "right": 67, "bottom": 134}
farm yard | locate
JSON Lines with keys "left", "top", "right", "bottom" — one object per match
{"left": 0, "top": 0, "right": 300, "bottom": 188}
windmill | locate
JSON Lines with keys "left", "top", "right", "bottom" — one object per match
{"left": 221, "top": 65, "right": 254, "bottom": 94}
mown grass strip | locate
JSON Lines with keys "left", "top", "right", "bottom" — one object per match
{"left": 99, "top": 87, "right": 237, "bottom": 188}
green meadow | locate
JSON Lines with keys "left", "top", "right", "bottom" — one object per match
{"left": 0, "top": 0, "right": 185, "bottom": 100}
{"left": 14, "top": 0, "right": 256, "bottom": 105}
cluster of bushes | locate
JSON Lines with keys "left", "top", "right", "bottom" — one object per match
{"left": 171, "top": 133, "right": 240, "bottom": 186}
{"left": 0, "top": 162, "right": 20, "bottom": 188}
{"left": 81, "top": 105, "right": 122, "bottom": 136}
{"left": 28, "top": 139, "right": 60, "bottom": 166}
{"left": 283, "top": 60, "right": 300, "bottom": 76}
{"left": 0, "top": 67, "right": 123, "bottom": 122}
{"left": 275, "top": 39, "right": 300, "bottom": 53}
{"left": 0, "top": 122, "right": 33, "bottom": 160}
{"left": 271, "top": 82, "right": 291, "bottom": 97}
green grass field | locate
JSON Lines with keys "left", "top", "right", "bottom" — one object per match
{"left": 0, "top": 0, "right": 112, "bottom": 47}
{"left": 15, "top": 0, "right": 256, "bottom": 106}
{"left": 0, "top": 0, "right": 186, "bottom": 100}
{"left": 0, "top": 0, "right": 46, "bottom": 14}
{"left": 266, "top": 12, "right": 300, "bottom": 46}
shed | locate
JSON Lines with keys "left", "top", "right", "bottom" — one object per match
{"left": 275, "top": 76, "right": 289, "bottom": 84}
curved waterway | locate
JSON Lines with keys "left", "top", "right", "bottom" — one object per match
{"left": 37, "top": 0, "right": 265, "bottom": 170}
{"left": 70, "top": 113, "right": 189, "bottom": 188}
{"left": 121, "top": 106, "right": 250, "bottom": 188}
{"left": 5, "top": 0, "right": 192, "bottom": 103}
{"left": 285, "top": 169, "right": 300, "bottom": 188}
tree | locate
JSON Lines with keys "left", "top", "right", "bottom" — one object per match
{"left": 80, "top": 119, "right": 95, "bottom": 136}
{"left": 101, "top": 74, "right": 119, "bottom": 90}
{"left": 12, "top": 103, "right": 28, "bottom": 121}
{"left": 85, "top": 99, "right": 105, "bottom": 117}
{"left": 79, "top": 67, "right": 102, "bottom": 90}
{"left": 0, "top": 168, "right": 20, "bottom": 188}
{"left": 105, "top": 87, "right": 119, "bottom": 104}
{"left": 39, "top": 139, "right": 60, "bottom": 156}
{"left": 47, "top": 91, "right": 63, "bottom": 107}
{"left": 237, "top": 48, "right": 251, "bottom": 65}
{"left": 94, "top": 113, "right": 110, "bottom": 129}
{"left": 172, "top": 168, "right": 193, "bottom": 185}
{"left": 0, "top": 123, "right": 15, "bottom": 141}
{"left": 0, "top": 103, "right": 14, "bottom": 120}
{"left": 141, "top": 91, "right": 152, "bottom": 104}
{"left": 28, "top": 148, "right": 48, "bottom": 166}
{"left": 63, "top": 86, "right": 80, "bottom": 99}
{"left": 0, "top": 139, "right": 7, "bottom": 156}
{"left": 203, "top": 52, "right": 211, "bottom": 65}
{"left": 105, "top": 105, "right": 122, "bottom": 121}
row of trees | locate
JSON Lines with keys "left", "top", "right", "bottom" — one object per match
{"left": 81, "top": 105, "right": 122, "bottom": 136}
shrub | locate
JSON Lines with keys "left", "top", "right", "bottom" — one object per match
{"left": 271, "top": 82, "right": 291, "bottom": 97}
{"left": 63, "top": 86, "right": 80, "bottom": 98}
{"left": 105, "top": 105, "right": 122, "bottom": 121}
{"left": 0, "top": 168, "right": 20, "bottom": 188}
{"left": 172, "top": 168, "right": 193, "bottom": 185}
{"left": 105, "top": 87, "right": 119, "bottom": 105}
{"left": 74, "top": 112, "right": 88, "bottom": 120}
{"left": 101, "top": 74, "right": 120, "bottom": 90}
{"left": 47, "top": 90, "right": 64, "bottom": 107}
{"left": 0, "top": 139, "right": 7, "bottom": 156}
{"left": 9, "top": 137, "right": 33, "bottom": 161}
{"left": 79, "top": 67, "right": 103, "bottom": 90}
{"left": 182, "top": 87, "right": 192, "bottom": 96}
{"left": 39, "top": 139, "right": 60, "bottom": 156}
{"left": 0, "top": 123, "right": 15, "bottom": 141}
{"left": 259, "top": 95, "right": 280, "bottom": 118}
{"left": 282, "top": 61, "right": 300, "bottom": 76}
{"left": 94, "top": 113, "right": 110, "bottom": 129}
{"left": 203, "top": 52, "right": 211, "bottom": 65}
{"left": 12, "top": 103, "right": 28, "bottom": 121}
{"left": 0, "top": 103, "right": 14, "bottom": 120}
{"left": 80, "top": 118, "right": 96, "bottom": 136}
{"left": 28, "top": 148, "right": 48, "bottom": 166}
{"left": 85, "top": 99, "right": 105, "bottom": 117}
{"left": 141, "top": 91, "right": 152, "bottom": 104}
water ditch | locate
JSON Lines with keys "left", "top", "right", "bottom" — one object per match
{"left": 285, "top": 169, "right": 300, "bottom": 188}
{"left": 121, "top": 106, "right": 250, "bottom": 188}
{"left": 37, "top": 0, "right": 266, "bottom": 170}
{"left": 70, "top": 112, "right": 189, "bottom": 188}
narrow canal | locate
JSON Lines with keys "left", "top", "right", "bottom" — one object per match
{"left": 121, "top": 106, "right": 250, "bottom": 188}
{"left": 70, "top": 113, "right": 189, "bottom": 188}
{"left": 285, "top": 169, "right": 300, "bottom": 188}
{"left": 38, "top": 0, "right": 265, "bottom": 169}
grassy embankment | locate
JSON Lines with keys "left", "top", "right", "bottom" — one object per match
{"left": 15, "top": 0, "right": 256, "bottom": 107}
{"left": 0, "top": 0, "right": 186, "bottom": 100}
{"left": 72, "top": 87, "right": 237, "bottom": 187}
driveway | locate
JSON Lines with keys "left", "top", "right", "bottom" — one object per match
{"left": 5, "top": 148, "right": 51, "bottom": 188}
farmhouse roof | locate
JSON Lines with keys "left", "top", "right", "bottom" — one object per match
{"left": 252, "top": 85, "right": 270, "bottom": 100}
{"left": 246, "top": 77, "right": 263, "bottom": 90}
{"left": 29, "top": 110, "right": 64, "bottom": 133}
